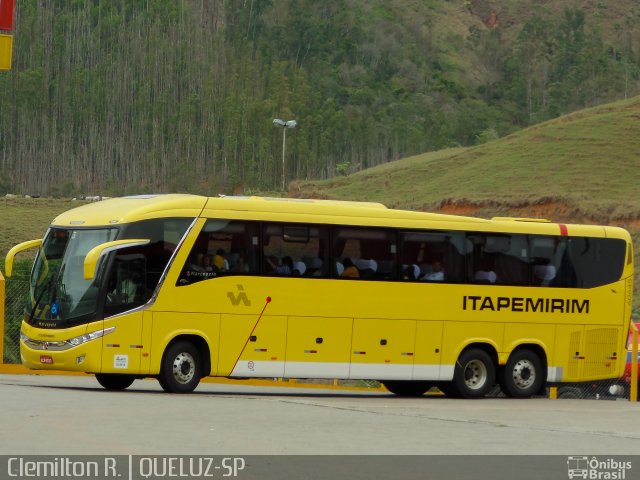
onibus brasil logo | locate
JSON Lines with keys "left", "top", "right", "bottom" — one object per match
{"left": 567, "top": 456, "right": 632, "bottom": 479}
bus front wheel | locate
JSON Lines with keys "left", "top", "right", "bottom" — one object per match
{"left": 95, "top": 374, "right": 135, "bottom": 391}
{"left": 158, "top": 341, "right": 202, "bottom": 393}
{"left": 501, "top": 349, "right": 543, "bottom": 398}
{"left": 452, "top": 348, "right": 495, "bottom": 399}
{"left": 382, "top": 380, "right": 432, "bottom": 397}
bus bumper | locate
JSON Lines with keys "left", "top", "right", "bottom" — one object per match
{"left": 19, "top": 322, "right": 103, "bottom": 373}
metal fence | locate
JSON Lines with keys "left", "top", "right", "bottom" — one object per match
{"left": 0, "top": 262, "right": 637, "bottom": 400}
{"left": 1, "top": 259, "right": 29, "bottom": 364}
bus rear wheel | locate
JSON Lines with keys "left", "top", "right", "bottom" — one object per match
{"left": 501, "top": 349, "right": 543, "bottom": 398}
{"left": 95, "top": 374, "right": 135, "bottom": 391}
{"left": 452, "top": 348, "right": 495, "bottom": 399}
{"left": 382, "top": 380, "right": 432, "bottom": 397}
{"left": 158, "top": 341, "right": 202, "bottom": 393}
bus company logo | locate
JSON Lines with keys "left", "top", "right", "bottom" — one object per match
{"left": 567, "top": 456, "right": 632, "bottom": 479}
{"left": 463, "top": 295, "right": 589, "bottom": 314}
{"left": 227, "top": 284, "right": 251, "bottom": 306}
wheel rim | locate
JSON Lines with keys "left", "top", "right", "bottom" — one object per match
{"left": 463, "top": 359, "right": 488, "bottom": 390}
{"left": 172, "top": 352, "right": 195, "bottom": 385}
{"left": 511, "top": 359, "right": 536, "bottom": 389}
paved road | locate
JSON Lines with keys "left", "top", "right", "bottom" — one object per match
{"left": 0, "top": 374, "right": 638, "bottom": 455}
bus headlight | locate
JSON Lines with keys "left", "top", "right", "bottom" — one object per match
{"left": 67, "top": 327, "right": 116, "bottom": 346}
{"left": 20, "top": 327, "right": 115, "bottom": 351}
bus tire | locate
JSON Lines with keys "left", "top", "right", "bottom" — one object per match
{"left": 557, "top": 386, "right": 582, "bottom": 399}
{"left": 382, "top": 380, "right": 432, "bottom": 397}
{"left": 159, "top": 341, "right": 202, "bottom": 393}
{"left": 453, "top": 348, "right": 495, "bottom": 399}
{"left": 502, "top": 349, "right": 543, "bottom": 398}
{"left": 95, "top": 374, "right": 135, "bottom": 391}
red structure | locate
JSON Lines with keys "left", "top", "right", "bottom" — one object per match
{"left": 0, "top": 0, "right": 15, "bottom": 31}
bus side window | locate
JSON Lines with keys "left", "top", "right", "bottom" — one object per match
{"left": 399, "top": 231, "right": 465, "bottom": 282}
{"left": 262, "top": 223, "right": 329, "bottom": 278}
{"left": 332, "top": 227, "right": 396, "bottom": 280}
{"left": 559, "top": 237, "right": 626, "bottom": 288}
{"left": 469, "top": 233, "right": 530, "bottom": 286}
{"left": 104, "top": 254, "right": 147, "bottom": 315}
{"left": 530, "top": 235, "right": 558, "bottom": 286}
{"left": 177, "top": 220, "right": 259, "bottom": 285}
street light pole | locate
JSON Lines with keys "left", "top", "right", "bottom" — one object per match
{"left": 273, "top": 118, "right": 297, "bottom": 192}
{"left": 280, "top": 125, "right": 287, "bottom": 191}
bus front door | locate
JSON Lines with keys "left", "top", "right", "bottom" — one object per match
{"left": 100, "top": 311, "right": 144, "bottom": 374}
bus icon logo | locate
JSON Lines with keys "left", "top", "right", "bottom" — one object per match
{"left": 567, "top": 456, "right": 589, "bottom": 479}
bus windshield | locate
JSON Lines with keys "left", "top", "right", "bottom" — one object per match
{"left": 30, "top": 228, "right": 118, "bottom": 325}
{"left": 28, "top": 218, "right": 194, "bottom": 327}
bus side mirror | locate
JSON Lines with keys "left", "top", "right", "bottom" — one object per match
{"left": 84, "top": 239, "right": 150, "bottom": 280}
{"left": 5, "top": 239, "right": 42, "bottom": 277}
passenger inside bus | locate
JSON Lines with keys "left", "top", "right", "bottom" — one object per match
{"left": 341, "top": 258, "right": 360, "bottom": 278}
{"left": 266, "top": 255, "right": 294, "bottom": 275}
{"left": 474, "top": 260, "right": 497, "bottom": 284}
{"left": 107, "top": 269, "right": 140, "bottom": 305}
{"left": 201, "top": 254, "right": 215, "bottom": 273}
{"left": 422, "top": 260, "right": 445, "bottom": 281}
{"left": 213, "top": 249, "right": 229, "bottom": 272}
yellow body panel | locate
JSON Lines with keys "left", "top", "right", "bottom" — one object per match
{"left": 502, "top": 323, "right": 556, "bottom": 365}
{"left": 285, "top": 316, "right": 353, "bottom": 378}
{"left": 441, "top": 321, "right": 504, "bottom": 367}
{"left": 219, "top": 314, "right": 285, "bottom": 377}
{"left": 351, "top": 318, "right": 416, "bottom": 364}
{"left": 100, "top": 311, "right": 143, "bottom": 374}
{"left": 413, "top": 321, "right": 444, "bottom": 378}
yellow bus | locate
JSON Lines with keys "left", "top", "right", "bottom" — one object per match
{"left": 5, "top": 194, "right": 634, "bottom": 398}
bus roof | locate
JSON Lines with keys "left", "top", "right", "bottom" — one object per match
{"left": 50, "top": 194, "right": 629, "bottom": 240}
{"left": 52, "top": 194, "right": 208, "bottom": 227}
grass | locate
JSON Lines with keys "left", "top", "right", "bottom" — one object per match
{"left": 0, "top": 198, "right": 81, "bottom": 257}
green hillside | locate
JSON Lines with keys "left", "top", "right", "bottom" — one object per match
{"left": 1, "top": 0, "right": 640, "bottom": 195}
{"left": 292, "top": 95, "right": 640, "bottom": 224}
